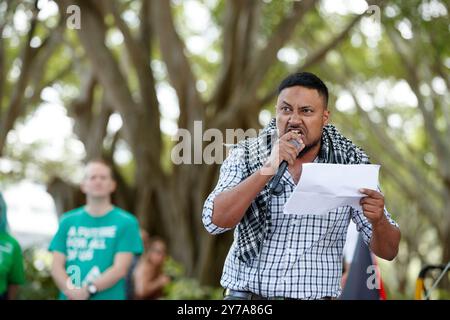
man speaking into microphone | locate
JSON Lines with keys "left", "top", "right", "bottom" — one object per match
{"left": 202, "top": 72, "right": 400, "bottom": 300}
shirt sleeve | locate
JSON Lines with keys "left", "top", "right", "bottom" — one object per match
{"left": 48, "top": 217, "right": 69, "bottom": 255}
{"left": 202, "top": 145, "right": 247, "bottom": 235}
{"left": 116, "top": 218, "right": 144, "bottom": 255}
{"left": 351, "top": 187, "right": 399, "bottom": 247}
{"left": 8, "top": 240, "right": 25, "bottom": 285}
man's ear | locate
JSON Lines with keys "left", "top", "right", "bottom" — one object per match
{"left": 323, "top": 109, "right": 330, "bottom": 126}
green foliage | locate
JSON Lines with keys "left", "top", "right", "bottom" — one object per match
{"left": 163, "top": 257, "right": 222, "bottom": 300}
{"left": 17, "top": 248, "right": 58, "bottom": 300}
{"left": 259, "top": 0, "right": 298, "bottom": 39}
{"left": 164, "top": 277, "right": 223, "bottom": 300}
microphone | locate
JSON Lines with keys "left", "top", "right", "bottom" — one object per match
{"left": 270, "top": 139, "right": 302, "bottom": 196}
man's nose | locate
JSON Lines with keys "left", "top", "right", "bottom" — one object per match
{"left": 288, "top": 112, "right": 303, "bottom": 125}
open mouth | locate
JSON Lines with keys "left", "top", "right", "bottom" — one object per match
{"left": 287, "top": 127, "right": 306, "bottom": 139}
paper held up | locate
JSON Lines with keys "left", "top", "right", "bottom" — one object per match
{"left": 283, "top": 163, "right": 380, "bottom": 216}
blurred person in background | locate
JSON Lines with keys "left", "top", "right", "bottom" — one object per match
{"left": 0, "top": 192, "right": 25, "bottom": 300}
{"left": 49, "top": 159, "right": 143, "bottom": 300}
{"left": 133, "top": 236, "right": 170, "bottom": 299}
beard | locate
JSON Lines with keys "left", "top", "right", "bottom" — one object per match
{"left": 297, "top": 136, "right": 321, "bottom": 159}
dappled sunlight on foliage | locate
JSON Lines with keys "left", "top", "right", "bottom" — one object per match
{"left": 17, "top": 248, "right": 58, "bottom": 300}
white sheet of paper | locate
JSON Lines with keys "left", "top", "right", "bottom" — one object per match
{"left": 283, "top": 163, "right": 380, "bottom": 215}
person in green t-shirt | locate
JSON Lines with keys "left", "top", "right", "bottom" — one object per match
{"left": 0, "top": 192, "right": 25, "bottom": 300}
{"left": 49, "top": 160, "right": 143, "bottom": 300}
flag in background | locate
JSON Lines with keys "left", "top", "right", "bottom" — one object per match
{"left": 340, "top": 233, "right": 386, "bottom": 300}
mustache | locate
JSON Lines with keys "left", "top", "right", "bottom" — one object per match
{"left": 285, "top": 126, "right": 307, "bottom": 135}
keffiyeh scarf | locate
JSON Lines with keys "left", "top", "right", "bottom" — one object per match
{"left": 235, "top": 118, "right": 370, "bottom": 263}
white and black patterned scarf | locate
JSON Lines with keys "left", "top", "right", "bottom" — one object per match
{"left": 235, "top": 118, "right": 370, "bottom": 263}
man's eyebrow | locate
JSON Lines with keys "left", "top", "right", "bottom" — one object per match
{"left": 281, "top": 100, "right": 293, "bottom": 107}
{"left": 281, "top": 100, "right": 315, "bottom": 109}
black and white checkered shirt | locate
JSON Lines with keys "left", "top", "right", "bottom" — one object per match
{"left": 202, "top": 146, "right": 399, "bottom": 299}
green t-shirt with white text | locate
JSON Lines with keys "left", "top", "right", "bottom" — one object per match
{"left": 49, "top": 206, "right": 143, "bottom": 300}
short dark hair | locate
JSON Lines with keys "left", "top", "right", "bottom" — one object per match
{"left": 148, "top": 236, "right": 167, "bottom": 253}
{"left": 278, "top": 72, "right": 329, "bottom": 108}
